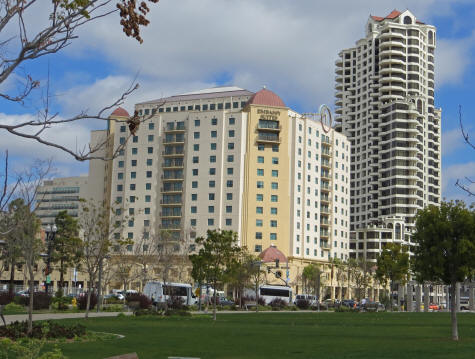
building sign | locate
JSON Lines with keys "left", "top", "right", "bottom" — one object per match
{"left": 257, "top": 109, "right": 280, "bottom": 121}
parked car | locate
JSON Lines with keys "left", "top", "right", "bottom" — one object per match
{"left": 321, "top": 299, "right": 336, "bottom": 309}
{"left": 218, "top": 298, "right": 235, "bottom": 306}
{"left": 428, "top": 303, "right": 440, "bottom": 311}
{"left": 341, "top": 299, "right": 356, "bottom": 308}
{"left": 104, "top": 293, "right": 125, "bottom": 300}
{"left": 294, "top": 294, "right": 318, "bottom": 306}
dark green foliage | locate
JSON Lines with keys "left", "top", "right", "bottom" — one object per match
{"left": 125, "top": 293, "right": 152, "bottom": 309}
{"left": 78, "top": 293, "right": 97, "bottom": 310}
{"left": 269, "top": 298, "right": 287, "bottom": 310}
{"left": 0, "top": 320, "right": 85, "bottom": 340}
{"left": 17, "top": 292, "right": 52, "bottom": 310}
{"left": 134, "top": 308, "right": 161, "bottom": 316}
{"left": 164, "top": 309, "right": 191, "bottom": 317}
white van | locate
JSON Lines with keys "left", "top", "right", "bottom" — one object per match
{"left": 143, "top": 281, "right": 195, "bottom": 306}
{"left": 294, "top": 294, "right": 318, "bottom": 306}
{"left": 259, "top": 285, "right": 292, "bottom": 305}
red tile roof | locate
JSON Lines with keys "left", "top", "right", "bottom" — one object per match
{"left": 110, "top": 107, "right": 129, "bottom": 117}
{"left": 248, "top": 88, "right": 286, "bottom": 108}
{"left": 259, "top": 245, "right": 288, "bottom": 263}
{"left": 371, "top": 9, "right": 401, "bottom": 22}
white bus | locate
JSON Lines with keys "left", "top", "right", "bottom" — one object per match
{"left": 259, "top": 285, "right": 292, "bottom": 305}
{"left": 143, "top": 281, "right": 195, "bottom": 306}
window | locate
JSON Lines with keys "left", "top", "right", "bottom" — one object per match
{"left": 129, "top": 196, "right": 135, "bottom": 203}
{"left": 210, "top": 143, "right": 216, "bottom": 150}
{"left": 272, "top": 170, "right": 278, "bottom": 177}
{"left": 202, "top": 104, "right": 208, "bottom": 111}
{"left": 192, "top": 169, "right": 198, "bottom": 176}
{"left": 227, "top": 168, "right": 233, "bottom": 175}
{"left": 144, "top": 183, "right": 151, "bottom": 190}
{"left": 210, "top": 155, "right": 216, "bottom": 163}
{"left": 256, "top": 232, "right": 262, "bottom": 239}
{"left": 257, "top": 169, "right": 264, "bottom": 176}
{"left": 271, "top": 182, "right": 278, "bottom": 190}
{"left": 272, "top": 157, "right": 279, "bottom": 164}
{"left": 133, "top": 136, "right": 138, "bottom": 143}
{"left": 192, "top": 181, "right": 198, "bottom": 188}
{"left": 209, "top": 193, "right": 215, "bottom": 200}
{"left": 255, "top": 245, "right": 262, "bottom": 253}
{"left": 257, "top": 181, "right": 264, "bottom": 189}
{"left": 146, "top": 159, "right": 153, "bottom": 166}
{"left": 118, "top": 161, "right": 124, "bottom": 168}
{"left": 226, "top": 206, "right": 232, "bottom": 213}
{"left": 271, "top": 195, "right": 278, "bottom": 202}
{"left": 229, "top": 117, "right": 235, "bottom": 125}
{"left": 191, "top": 194, "right": 197, "bottom": 201}
{"left": 208, "top": 219, "right": 214, "bottom": 226}
{"left": 147, "top": 147, "right": 153, "bottom": 154}
{"left": 148, "top": 135, "right": 154, "bottom": 142}
{"left": 191, "top": 219, "right": 196, "bottom": 226}
{"left": 117, "top": 184, "right": 123, "bottom": 191}
{"left": 257, "top": 156, "right": 264, "bottom": 163}
{"left": 144, "top": 207, "right": 150, "bottom": 214}
{"left": 256, "top": 207, "right": 263, "bottom": 214}
{"left": 226, "top": 193, "right": 233, "bottom": 200}
{"left": 191, "top": 206, "right": 197, "bottom": 213}
{"left": 115, "top": 209, "right": 121, "bottom": 215}
{"left": 145, "top": 195, "right": 151, "bottom": 202}
{"left": 256, "top": 219, "right": 263, "bottom": 227}
{"left": 256, "top": 194, "right": 263, "bottom": 201}
{"left": 194, "top": 132, "right": 200, "bottom": 139}
{"left": 225, "top": 218, "right": 232, "bottom": 226}
{"left": 209, "top": 180, "right": 215, "bottom": 188}
{"left": 128, "top": 233, "right": 133, "bottom": 239}
{"left": 193, "top": 156, "right": 199, "bottom": 163}
{"left": 193, "top": 144, "right": 199, "bottom": 151}
{"left": 226, "top": 180, "right": 233, "bottom": 187}
{"left": 271, "top": 207, "right": 277, "bottom": 215}
{"left": 208, "top": 206, "right": 214, "bottom": 213}
{"left": 229, "top": 130, "right": 235, "bottom": 137}
{"left": 209, "top": 168, "right": 216, "bottom": 175}
{"left": 130, "top": 184, "right": 136, "bottom": 190}
{"left": 116, "top": 196, "right": 122, "bottom": 203}
{"left": 118, "top": 173, "right": 124, "bottom": 180}
{"left": 146, "top": 171, "right": 152, "bottom": 178}
{"left": 211, "top": 130, "right": 217, "bottom": 138}
{"left": 194, "top": 119, "right": 200, "bottom": 127}
{"left": 227, "top": 155, "right": 234, "bottom": 162}
{"left": 128, "top": 220, "right": 134, "bottom": 227}
{"left": 270, "top": 233, "right": 277, "bottom": 240}
{"left": 258, "top": 144, "right": 264, "bottom": 151}
{"left": 270, "top": 220, "right": 277, "bottom": 227}
{"left": 119, "top": 137, "right": 125, "bottom": 144}
{"left": 228, "top": 142, "right": 234, "bottom": 150}
{"left": 131, "top": 172, "right": 136, "bottom": 179}
{"left": 272, "top": 145, "right": 279, "bottom": 152}
{"left": 131, "top": 159, "right": 137, "bottom": 166}
{"left": 211, "top": 118, "right": 217, "bottom": 125}
{"left": 120, "top": 125, "right": 126, "bottom": 133}
{"left": 148, "top": 122, "right": 154, "bottom": 130}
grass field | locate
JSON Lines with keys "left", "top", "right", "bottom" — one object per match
{"left": 45, "top": 312, "right": 475, "bottom": 359}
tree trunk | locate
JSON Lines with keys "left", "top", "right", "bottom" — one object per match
{"left": 85, "top": 285, "right": 92, "bottom": 319}
{"left": 212, "top": 280, "right": 217, "bottom": 321}
{"left": 450, "top": 281, "right": 458, "bottom": 341}
{"left": 59, "top": 257, "right": 64, "bottom": 294}
{"left": 198, "top": 285, "right": 202, "bottom": 311}
{"left": 27, "top": 269, "right": 34, "bottom": 335}
{"left": 255, "top": 280, "right": 259, "bottom": 313}
{"left": 8, "top": 259, "right": 15, "bottom": 296}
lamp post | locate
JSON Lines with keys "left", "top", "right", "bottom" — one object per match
{"left": 44, "top": 224, "right": 57, "bottom": 294}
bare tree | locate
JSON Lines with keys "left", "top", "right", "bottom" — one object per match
{"left": 133, "top": 227, "right": 161, "bottom": 291}
{"left": 456, "top": 106, "right": 475, "bottom": 195}
{"left": 0, "top": 1, "right": 160, "bottom": 161}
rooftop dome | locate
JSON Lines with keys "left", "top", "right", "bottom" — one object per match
{"left": 110, "top": 107, "right": 129, "bottom": 117}
{"left": 248, "top": 88, "right": 285, "bottom": 108}
{"left": 259, "top": 245, "right": 288, "bottom": 263}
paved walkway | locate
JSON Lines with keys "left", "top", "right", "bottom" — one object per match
{"left": 4, "top": 311, "right": 133, "bottom": 325}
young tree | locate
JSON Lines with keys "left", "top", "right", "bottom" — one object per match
{"left": 302, "top": 263, "right": 323, "bottom": 301}
{"left": 413, "top": 201, "right": 475, "bottom": 341}
{"left": 7, "top": 199, "right": 42, "bottom": 334}
{"left": 375, "top": 243, "right": 410, "bottom": 311}
{"left": 52, "top": 210, "right": 82, "bottom": 295}
{"left": 78, "top": 199, "right": 117, "bottom": 318}
{"left": 0, "top": 1, "right": 160, "bottom": 160}
{"left": 193, "top": 229, "right": 240, "bottom": 320}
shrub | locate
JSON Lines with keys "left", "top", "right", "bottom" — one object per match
{"left": 15, "top": 292, "right": 52, "bottom": 310}
{"left": 126, "top": 293, "right": 152, "bottom": 309}
{"left": 4, "top": 302, "right": 25, "bottom": 313}
{"left": 103, "top": 304, "right": 124, "bottom": 312}
{"left": 0, "top": 292, "right": 14, "bottom": 305}
{"left": 77, "top": 293, "right": 97, "bottom": 310}
{"left": 134, "top": 308, "right": 161, "bottom": 316}
{"left": 295, "top": 299, "right": 310, "bottom": 310}
{"left": 0, "top": 320, "right": 85, "bottom": 340}
{"left": 167, "top": 296, "right": 185, "bottom": 310}
{"left": 165, "top": 309, "right": 191, "bottom": 317}
{"left": 269, "top": 298, "right": 287, "bottom": 310}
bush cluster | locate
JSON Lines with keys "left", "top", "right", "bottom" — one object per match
{"left": 269, "top": 298, "right": 288, "bottom": 310}
{"left": 295, "top": 299, "right": 310, "bottom": 310}
{"left": 126, "top": 293, "right": 152, "bottom": 309}
{"left": 16, "top": 292, "right": 52, "bottom": 310}
{"left": 77, "top": 293, "right": 97, "bottom": 310}
{"left": 0, "top": 320, "right": 86, "bottom": 340}
{"left": 0, "top": 292, "right": 14, "bottom": 305}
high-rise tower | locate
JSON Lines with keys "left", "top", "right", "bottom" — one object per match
{"left": 335, "top": 10, "right": 441, "bottom": 240}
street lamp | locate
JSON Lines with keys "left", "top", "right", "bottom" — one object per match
{"left": 44, "top": 224, "right": 57, "bottom": 294}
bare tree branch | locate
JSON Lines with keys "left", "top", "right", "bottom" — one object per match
{"left": 456, "top": 105, "right": 475, "bottom": 195}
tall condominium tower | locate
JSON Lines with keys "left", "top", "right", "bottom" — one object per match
{"left": 335, "top": 10, "right": 441, "bottom": 240}
{"left": 100, "top": 86, "right": 349, "bottom": 291}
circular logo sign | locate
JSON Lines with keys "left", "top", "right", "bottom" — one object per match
{"left": 319, "top": 104, "right": 332, "bottom": 133}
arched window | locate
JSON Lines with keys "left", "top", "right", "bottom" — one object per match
{"left": 404, "top": 16, "right": 412, "bottom": 25}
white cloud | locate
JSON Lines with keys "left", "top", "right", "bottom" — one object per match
{"left": 442, "top": 127, "right": 467, "bottom": 156}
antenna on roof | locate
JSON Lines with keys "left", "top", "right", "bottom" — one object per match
{"left": 263, "top": 85, "right": 266, "bottom": 89}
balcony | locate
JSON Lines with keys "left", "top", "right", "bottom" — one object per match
{"left": 258, "top": 120, "right": 281, "bottom": 132}
{"left": 164, "top": 123, "right": 185, "bottom": 133}
{"left": 256, "top": 133, "right": 280, "bottom": 144}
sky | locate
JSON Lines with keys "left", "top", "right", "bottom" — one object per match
{"left": 1, "top": 0, "right": 475, "bottom": 201}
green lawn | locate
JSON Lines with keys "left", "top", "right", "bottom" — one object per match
{"left": 45, "top": 312, "right": 475, "bottom": 359}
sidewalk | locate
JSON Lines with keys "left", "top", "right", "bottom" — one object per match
{"left": 4, "top": 311, "right": 133, "bottom": 325}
